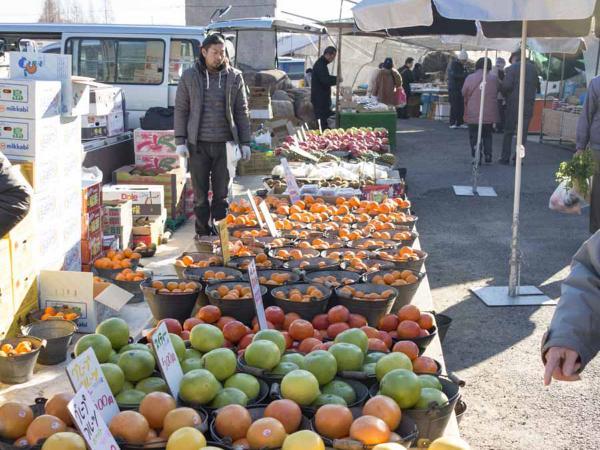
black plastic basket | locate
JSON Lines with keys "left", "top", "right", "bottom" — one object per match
{"left": 206, "top": 282, "right": 268, "bottom": 325}
{"left": 270, "top": 283, "right": 331, "bottom": 320}
{"left": 174, "top": 251, "right": 223, "bottom": 278}
{"left": 393, "top": 326, "right": 438, "bottom": 354}
{"left": 303, "top": 270, "right": 362, "bottom": 288}
{"left": 334, "top": 284, "right": 399, "bottom": 327}
{"left": 140, "top": 278, "right": 200, "bottom": 323}
{"left": 363, "top": 269, "right": 425, "bottom": 312}
{"left": 376, "top": 249, "right": 428, "bottom": 272}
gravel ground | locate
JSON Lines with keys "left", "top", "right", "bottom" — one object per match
{"left": 395, "top": 118, "right": 600, "bottom": 449}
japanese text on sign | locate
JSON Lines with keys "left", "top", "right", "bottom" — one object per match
{"left": 68, "top": 389, "right": 120, "bottom": 450}
{"left": 152, "top": 321, "right": 184, "bottom": 398}
{"left": 280, "top": 158, "right": 301, "bottom": 204}
{"left": 247, "top": 259, "right": 268, "bottom": 330}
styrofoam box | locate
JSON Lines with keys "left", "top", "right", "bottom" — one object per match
{"left": 90, "top": 87, "right": 123, "bottom": 116}
{"left": 0, "top": 79, "right": 61, "bottom": 119}
{"left": 0, "top": 116, "right": 61, "bottom": 159}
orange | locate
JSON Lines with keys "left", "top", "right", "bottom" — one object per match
{"left": 349, "top": 416, "right": 390, "bottom": 445}
{"left": 182, "top": 255, "right": 194, "bottom": 266}
{"left": 152, "top": 280, "right": 165, "bottom": 290}
{"left": 123, "top": 248, "right": 133, "bottom": 258}
{"left": 166, "top": 282, "right": 179, "bottom": 291}
{"left": 217, "top": 286, "right": 229, "bottom": 297}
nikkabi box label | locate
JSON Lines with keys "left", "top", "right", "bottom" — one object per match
{"left": 0, "top": 79, "right": 61, "bottom": 119}
{"left": 0, "top": 116, "right": 60, "bottom": 159}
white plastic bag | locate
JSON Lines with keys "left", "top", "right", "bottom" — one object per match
{"left": 549, "top": 180, "right": 588, "bottom": 214}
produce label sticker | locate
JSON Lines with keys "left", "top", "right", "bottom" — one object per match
{"left": 68, "top": 388, "right": 120, "bottom": 450}
{"left": 218, "top": 219, "right": 230, "bottom": 264}
{"left": 259, "top": 200, "right": 280, "bottom": 237}
{"left": 280, "top": 158, "right": 301, "bottom": 204}
{"left": 152, "top": 321, "right": 184, "bottom": 398}
{"left": 247, "top": 189, "right": 265, "bottom": 228}
{"left": 66, "top": 347, "right": 119, "bottom": 425}
{"left": 247, "top": 259, "right": 269, "bottom": 330}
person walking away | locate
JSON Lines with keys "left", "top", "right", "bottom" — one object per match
{"left": 398, "top": 57, "right": 414, "bottom": 119}
{"left": 311, "top": 46, "right": 338, "bottom": 130}
{"left": 542, "top": 229, "right": 600, "bottom": 385}
{"left": 0, "top": 152, "right": 31, "bottom": 237}
{"left": 499, "top": 51, "right": 540, "bottom": 164}
{"left": 574, "top": 75, "right": 600, "bottom": 233}
{"left": 462, "top": 57, "right": 499, "bottom": 164}
{"left": 492, "top": 58, "right": 507, "bottom": 133}
{"left": 448, "top": 51, "right": 469, "bottom": 129}
{"left": 372, "top": 58, "right": 403, "bottom": 107}
{"left": 174, "top": 34, "right": 251, "bottom": 238}
{"left": 368, "top": 63, "right": 384, "bottom": 96}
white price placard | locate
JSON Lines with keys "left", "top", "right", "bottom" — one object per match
{"left": 258, "top": 200, "right": 280, "bottom": 237}
{"left": 68, "top": 388, "right": 120, "bottom": 450}
{"left": 280, "top": 157, "right": 301, "bottom": 204}
{"left": 247, "top": 259, "right": 269, "bottom": 330}
{"left": 218, "top": 219, "right": 230, "bottom": 264}
{"left": 151, "top": 322, "right": 184, "bottom": 398}
{"left": 66, "top": 347, "right": 119, "bottom": 424}
{"left": 247, "top": 189, "right": 265, "bottom": 228}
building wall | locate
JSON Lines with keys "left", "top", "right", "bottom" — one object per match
{"left": 185, "top": 0, "right": 277, "bottom": 71}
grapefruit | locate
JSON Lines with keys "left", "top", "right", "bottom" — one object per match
{"left": 349, "top": 415, "right": 391, "bottom": 445}
{"left": 311, "top": 394, "right": 346, "bottom": 407}
{"left": 0, "top": 402, "right": 33, "bottom": 439}
{"left": 118, "top": 350, "right": 156, "bottom": 382}
{"left": 321, "top": 380, "right": 356, "bottom": 405}
{"left": 135, "top": 377, "right": 168, "bottom": 394}
{"left": 362, "top": 363, "right": 376, "bottom": 376}
{"left": 108, "top": 350, "right": 120, "bottom": 364}
{"left": 280, "top": 369, "right": 320, "bottom": 406}
{"left": 418, "top": 374, "right": 443, "bottom": 391}
{"left": 214, "top": 404, "right": 252, "bottom": 441}
{"left": 303, "top": 350, "right": 337, "bottom": 386}
{"left": 373, "top": 444, "right": 408, "bottom": 450}
{"left": 253, "top": 329, "right": 286, "bottom": 355}
{"left": 202, "top": 348, "right": 237, "bottom": 381}
{"left": 224, "top": 373, "right": 260, "bottom": 400}
{"left": 314, "top": 404, "right": 353, "bottom": 439}
{"left": 139, "top": 392, "right": 176, "bottom": 429}
{"left": 166, "top": 427, "right": 206, "bottom": 450}
{"left": 26, "top": 415, "right": 66, "bottom": 445}
{"left": 244, "top": 340, "right": 281, "bottom": 370}
{"left": 44, "top": 393, "right": 74, "bottom": 427}
{"left": 185, "top": 348, "right": 203, "bottom": 360}
{"left": 334, "top": 328, "right": 369, "bottom": 354}
{"left": 428, "top": 436, "right": 471, "bottom": 450}
{"left": 210, "top": 388, "right": 248, "bottom": 408}
{"left": 363, "top": 395, "right": 401, "bottom": 430}
{"left": 375, "top": 352, "right": 413, "bottom": 381}
{"left": 264, "top": 399, "right": 302, "bottom": 434}
{"left": 190, "top": 324, "right": 224, "bottom": 353}
{"left": 379, "top": 369, "right": 421, "bottom": 409}
{"left": 96, "top": 317, "right": 130, "bottom": 351}
{"left": 162, "top": 408, "right": 203, "bottom": 438}
{"left": 246, "top": 418, "right": 287, "bottom": 450}
{"left": 179, "top": 369, "right": 222, "bottom": 405}
{"left": 74, "top": 333, "right": 112, "bottom": 363}
{"left": 271, "top": 362, "right": 299, "bottom": 375}
{"left": 280, "top": 352, "right": 305, "bottom": 369}
{"left": 116, "top": 390, "right": 146, "bottom": 407}
{"left": 328, "top": 343, "right": 364, "bottom": 372}
{"left": 365, "top": 352, "right": 386, "bottom": 364}
{"left": 282, "top": 430, "right": 325, "bottom": 450}
{"left": 169, "top": 333, "right": 186, "bottom": 361}
{"left": 181, "top": 358, "right": 204, "bottom": 373}
{"left": 413, "top": 388, "right": 449, "bottom": 409}
{"left": 119, "top": 343, "right": 152, "bottom": 354}
{"left": 40, "top": 432, "right": 85, "bottom": 450}
{"left": 100, "top": 363, "right": 125, "bottom": 395}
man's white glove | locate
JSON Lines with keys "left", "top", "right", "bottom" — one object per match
{"left": 176, "top": 144, "right": 190, "bottom": 158}
{"left": 241, "top": 145, "right": 251, "bottom": 161}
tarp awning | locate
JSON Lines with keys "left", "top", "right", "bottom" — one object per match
{"left": 206, "top": 17, "right": 327, "bottom": 35}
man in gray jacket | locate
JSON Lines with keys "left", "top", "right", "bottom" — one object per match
{"left": 175, "top": 34, "right": 251, "bottom": 237}
{"left": 542, "top": 231, "right": 600, "bottom": 384}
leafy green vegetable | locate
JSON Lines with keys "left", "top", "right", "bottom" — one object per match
{"left": 556, "top": 149, "right": 595, "bottom": 199}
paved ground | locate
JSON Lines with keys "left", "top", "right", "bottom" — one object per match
{"left": 396, "top": 118, "right": 600, "bottom": 449}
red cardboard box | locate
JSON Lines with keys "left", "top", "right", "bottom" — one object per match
{"left": 81, "top": 229, "right": 102, "bottom": 264}
{"left": 82, "top": 180, "right": 102, "bottom": 215}
{"left": 82, "top": 208, "right": 102, "bottom": 240}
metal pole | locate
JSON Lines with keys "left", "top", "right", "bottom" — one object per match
{"left": 594, "top": 39, "right": 600, "bottom": 77}
{"left": 472, "top": 49, "right": 489, "bottom": 194}
{"left": 539, "top": 52, "right": 552, "bottom": 143}
{"left": 508, "top": 21, "right": 528, "bottom": 297}
{"left": 234, "top": 31, "right": 239, "bottom": 69}
{"left": 334, "top": 0, "right": 344, "bottom": 128}
{"left": 559, "top": 52, "right": 566, "bottom": 99}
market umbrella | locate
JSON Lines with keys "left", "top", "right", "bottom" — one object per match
{"left": 353, "top": 0, "right": 599, "bottom": 305}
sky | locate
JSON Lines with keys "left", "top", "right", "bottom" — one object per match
{"left": 3, "top": 0, "right": 356, "bottom": 25}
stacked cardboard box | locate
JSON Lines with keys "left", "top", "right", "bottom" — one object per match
{"left": 81, "top": 85, "right": 125, "bottom": 140}
{"left": 81, "top": 178, "right": 103, "bottom": 271}
{"left": 133, "top": 129, "right": 179, "bottom": 171}
{"left": 102, "top": 199, "right": 133, "bottom": 250}
{"left": 249, "top": 87, "right": 273, "bottom": 120}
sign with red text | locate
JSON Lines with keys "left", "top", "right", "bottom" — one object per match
{"left": 280, "top": 158, "right": 301, "bottom": 204}
{"left": 68, "top": 388, "right": 120, "bottom": 450}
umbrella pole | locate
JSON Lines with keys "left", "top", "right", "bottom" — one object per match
{"left": 539, "top": 52, "right": 552, "bottom": 143}
{"left": 472, "top": 49, "right": 489, "bottom": 194}
{"left": 334, "top": 0, "right": 344, "bottom": 128}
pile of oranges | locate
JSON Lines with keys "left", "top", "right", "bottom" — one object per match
{"left": 232, "top": 228, "right": 270, "bottom": 239}
{"left": 114, "top": 269, "right": 148, "bottom": 282}
{"left": 94, "top": 248, "right": 142, "bottom": 270}
{"left": 337, "top": 286, "right": 396, "bottom": 301}
{"left": 151, "top": 280, "right": 198, "bottom": 294}
{"left": 311, "top": 274, "right": 356, "bottom": 287}
{"left": 273, "top": 285, "right": 326, "bottom": 302}
{"left": 378, "top": 247, "right": 421, "bottom": 262}
{"left": 258, "top": 272, "right": 293, "bottom": 285}
{"left": 371, "top": 270, "right": 420, "bottom": 286}
{"left": 298, "top": 238, "right": 343, "bottom": 250}
{"left": 274, "top": 248, "right": 317, "bottom": 261}
{"left": 40, "top": 306, "right": 79, "bottom": 321}
{"left": 353, "top": 239, "right": 395, "bottom": 250}
{"left": 232, "top": 253, "right": 275, "bottom": 270}
{"left": 370, "top": 230, "right": 414, "bottom": 241}
{"left": 0, "top": 340, "right": 34, "bottom": 356}
{"left": 212, "top": 284, "right": 252, "bottom": 300}
{"left": 200, "top": 270, "right": 237, "bottom": 282}
{"left": 175, "top": 254, "right": 222, "bottom": 268}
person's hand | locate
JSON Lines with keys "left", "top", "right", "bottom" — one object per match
{"left": 176, "top": 144, "right": 190, "bottom": 158}
{"left": 241, "top": 145, "right": 251, "bottom": 161}
{"left": 544, "top": 347, "right": 581, "bottom": 385}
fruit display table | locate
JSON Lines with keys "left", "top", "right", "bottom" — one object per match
{"left": 339, "top": 111, "right": 397, "bottom": 151}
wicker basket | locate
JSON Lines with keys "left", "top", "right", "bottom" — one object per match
{"left": 237, "top": 151, "right": 280, "bottom": 176}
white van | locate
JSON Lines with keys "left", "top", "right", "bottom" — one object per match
{"left": 0, "top": 23, "right": 206, "bottom": 127}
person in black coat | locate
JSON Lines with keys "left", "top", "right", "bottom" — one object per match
{"left": 0, "top": 153, "right": 31, "bottom": 237}
{"left": 311, "top": 46, "right": 338, "bottom": 130}
{"left": 398, "top": 57, "right": 414, "bottom": 119}
{"left": 448, "top": 51, "right": 469, "bottom": 128}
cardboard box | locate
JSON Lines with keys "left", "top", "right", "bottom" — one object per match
{"left": 103, "top": 199, "right": 133, "bottom": 227}
{"left": 62, "top": 242, "right": 82, "bottom": 272}
{"left": 9, "top": 52, "right": 73, "bottom": 115}
{"left": 0, "top": 79, "right": 61, "bottom": 119}
{"left": 82, "top": 179, "right": 102, "bottom": 215}
{"left": 132, "top": 209, "right": 166, "bottom": 247}
{"left": 71, "top": 77, "right": 92, "bottom": 116}
{"left": 0, "top": 239, "right": 14, "bottom": 338}
{"left": 40, "top": 271, "right": 133, "bottom": 333}
{"left": 60, "top": 115, "right": 83, "bottom": 154}
{"left": 112, "top": 166, "right": 185, "bottom": 219}
{"left": 103, "top": 226, "right": 131, "bottom": 250}
{"left": 102, "top": 184, "right": 165, "bottom": 217}
{"left": 89, "top": 86, "right": 123, "bottom": 116}
{"left": 6, "top": 217, "right": 35, "bottom": 282}
{"left": 6, "top": 279, "right": 37, "bottom": 338}
{"left": 133, "top": 129, "right": 176, "bottom": 154}
{"left": 9, "top": 157, "right": 59, "bottom": 193}
{"left": 81, "top": 230, "right": 103, "bottom": 265}
{"left": 12, "top": 271, "right": 37, "bottom": 316}
{"left": 0, "top": 116, "right": 61, "bottom": 160}
{"left": 82, "top": 208, "right": 102, "bottom": 240}
{"left": 81, "top": 110, "right": 124, "bottom": 140}
{"left": 134, "top": 153, "right": 180, "bottom": 171}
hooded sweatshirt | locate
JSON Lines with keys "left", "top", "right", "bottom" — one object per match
{"left": 198, "top": 65, "right": 233, "bottom": 143}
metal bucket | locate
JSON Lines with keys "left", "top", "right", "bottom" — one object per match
{"left": 0, "top": 336, "right": 45, "bottom": 384}
{"left": 455, "top": 397, "right": 467, "bottom": 425}
{"left": 270, "top": 283, "right": 331, "bottom": 320}
{"left": 141, "top": 279, "right": 200, "bottom": 323}
{"left": 435, "top": 313, "right": 453, "bottom": 344}
{"left": 334, "top": 284, "right": 399, "bottom": 327}
{"left": 363, "top": 269, "right": 425, "bottom": 313}
{"left": 22, "top": 320, "right": 77, "bottom": 365}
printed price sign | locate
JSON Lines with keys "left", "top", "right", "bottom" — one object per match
{"left": 247, "top": 259, "right": 269, "bottom": 330}
{"left": 218, "top": 219, "right": 230, "bottom": 264}
{"left": 66, "top": 347, "right": 119, "bottom": 424}
{"left": 151, "top": 321, "right": 184, "bottom": 398}
{"left": 247, "top": 189, "right": 264, "bottom": 228}
{"left": 68, "top": 388, "right": 120, "bottom": 450}
{"left": 258, "top": 200, "right": 280, "bottom": 237}
{"left": 280, "top": 158, "right": 301, "bottom": 204}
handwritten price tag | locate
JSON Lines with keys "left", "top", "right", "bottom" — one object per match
{"left": 258, "top": 201, "right": 280, "bottom": 237}
{"left": 151, "top": 322, "right": 184, "bottom": 398}
{"left": 247, "top": 189, "right": 265, "bottom": 228}
{"left": 280, "top": 158, "right": 301, "bottom": 204}
{"left": 68, "top": 388, "right": 120, "bottom": 450}
{"left": 218, "top": 219, "right": 230, "bottom": 264}
{"left": 66, "top": 347, "right": 119, "bottom": 424}
{"left": 247, "top": 259, "right": 268, "bottom": 330}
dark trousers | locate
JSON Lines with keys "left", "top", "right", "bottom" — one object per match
{"left": 449, "top": 90, "right": 464, "bottom": 126}
{"left": 468, "top": 124, "right": 493, "bottom": 158}
{"left": 314, "top": 106, "right": 333, "bottom": 130}
{"left": 501, "top": 114, "right": 532, "bottom": 162}
{"left": 188, "top": 142, "right": 230, "bottom": 236}
{"left": 495, "top": 100, "right": 506, "bottom": 132}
